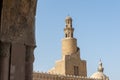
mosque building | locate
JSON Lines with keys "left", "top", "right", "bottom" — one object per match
{"left": 33, "top": 16, "right": 109, "bottom": 80}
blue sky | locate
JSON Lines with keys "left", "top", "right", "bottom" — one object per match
{"left": 34, "top": 0, "right": 120, "bottom": 80}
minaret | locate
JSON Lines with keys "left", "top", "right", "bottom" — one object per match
{"left": 48, "top": 16, "right": 87, "bottom": 77}
{"left": 64, "top": 16, "right": 74, "bottom": 38}
{"left": 62, "top": 16, "right": 78, "bottom": 57}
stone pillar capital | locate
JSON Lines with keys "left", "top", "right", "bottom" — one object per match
{"left": 25, "top": 45, "right": 36, "bottom": 63}
{"left": 0, "top": 42, "right": 11, "bottom": 57}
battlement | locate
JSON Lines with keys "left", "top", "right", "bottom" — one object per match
{"left": 33, "top": 71, "right": 102, "bottom": 80}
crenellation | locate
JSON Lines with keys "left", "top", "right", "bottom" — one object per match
{"left": 33, "top": 72, "right": 103, "bottom": 80}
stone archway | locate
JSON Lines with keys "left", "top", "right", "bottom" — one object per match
{"left": 0, "top": 0, "right": 37, "bottom": 80}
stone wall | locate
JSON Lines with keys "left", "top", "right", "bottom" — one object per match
{"left": 0, "top": 0, "right": 37, "bottom": 80}
{"left": 62, "top": 38, "right": 77, "bottom": 56}
{"left": 33, "top": 72, "right": 102, "bottom": 80}
{"left": 1, "top": 0, "right": 37, "bottom": 45}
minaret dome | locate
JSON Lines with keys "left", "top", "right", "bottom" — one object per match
{"left": 65, "top": 16, "right": 72, "bottom": 28}
{"left": 65, "top": 16, "right": 72, "bottom": 21}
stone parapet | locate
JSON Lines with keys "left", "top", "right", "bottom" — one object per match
{"left": 33, "top": 72, "right": 102, "bottom": 80}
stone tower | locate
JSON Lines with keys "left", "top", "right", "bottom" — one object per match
{"left": 0, "top": 0, "right": 37, "bottom": 80}
{"left": 48, "top": 16, "right": 87, "bottom": 77}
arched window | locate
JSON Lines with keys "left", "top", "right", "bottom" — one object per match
{"left": 74, "top": 66, "right": 79, "bottom": 76}
{"left": 65, "top": 34, "right": 67, "bottom": 38}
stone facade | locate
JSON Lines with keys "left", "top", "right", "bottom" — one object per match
{"left": 0, "top": 0, "right": 37, "bottom": 80}
{"left": 33, "top": 16, "right": 109, "bottom": 80}
{"left": 48, "top": 46, "right": 87, "bottom": 76}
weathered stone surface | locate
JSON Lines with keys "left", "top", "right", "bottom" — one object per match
{"left": 1, "top": 0, "right": 37, "bottom": 46}
{"left": 0, "top": 0, "right": 37, "bottom": 80}
{"left": 0, "top": 42, "right": 11, "bottom": 80}
{"left": 0, "top": 42, "right": 10, "bottom": 57}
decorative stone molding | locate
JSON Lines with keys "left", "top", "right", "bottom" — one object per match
{"left": 0, "top": 42, "right": 11, "bottom": 57}
{"left": 25, "top": 45, "right": 36, "bottom": 63}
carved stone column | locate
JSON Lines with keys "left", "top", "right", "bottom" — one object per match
{"left": 25, "top": 45, "right": 35, "bottom": 80}
{"left": 0, "top": 42, "right": 11, "bottom": 80}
